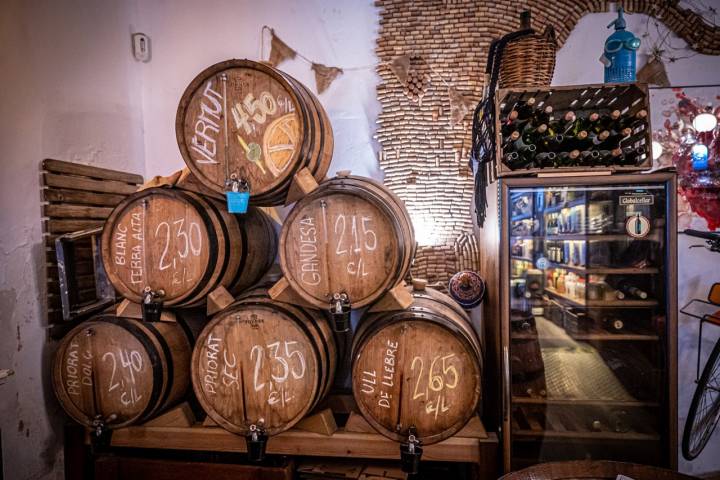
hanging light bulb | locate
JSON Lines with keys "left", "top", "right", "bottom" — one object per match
{"left": 693, "top": 105, "right": 718, "bottom": 133}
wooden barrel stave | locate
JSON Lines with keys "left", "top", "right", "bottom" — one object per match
{"left": 279, "top": 175, "right": 415, "bottom": 310}
{"left": 191, "top": 290, "right": 336, "bottom": 436}
{"left": 101, "top": 187, "right": 277, "bottom": 307}
{"left": 351, "top": 287, "right": 482, "bottom": 445}
{"left": 176, "top": 59, "right": 332, "bottom": 206}
{"left": 52, "top": 315, "right": 192, "bottom": 429}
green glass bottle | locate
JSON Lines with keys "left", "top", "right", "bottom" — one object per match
{"left": 550, "top": 111, "right": 577, "bottom": 135}
{"left": 522, "top": 123, "right": 548, "bottom": 145}
{"left": 535, "top": 152, "right": 557, "bottom": 168}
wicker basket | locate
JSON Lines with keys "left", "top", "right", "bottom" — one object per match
{"left": 499, "top": 24, "right": 557, "bottom": 89}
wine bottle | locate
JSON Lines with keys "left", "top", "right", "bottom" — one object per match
{"left": 596, "top": 128, "right": 632, "bottom": 150}
{"left": 542, "top": 133, "right": 565, "bottom": 152}
{"left": 504, "top": 151, "right": 521, "bottom": 166}
{"left": 563, "top": 130, "right": 590, "bottom": 151}
{"left": 511, "top": 97, "right": 537, "bottom": 121}
{"left": 557, "top": 149, "right": 581, "bottom": 167}
{"left": 589, "top": 130, "right": 611, "bottom": 147}
{"left": 619, "top": 109, "right": 648, "bottom": 132}
{"left": 606, "top": 277, "right": 650, "bottom": 299}
{"left": 507, "top": 135, "right": 537, "bottom": 157}
{"left": 611, "top": 410, "right": 630, "bottom": 433}
{"left": 621, "top": 145, "right": 646, "bottom": 165}
{"left": 576, "top": 112, "right": 602, "bottom": 134}
{"left": 531, "top": 105, "right": 553, "bottom": 127}
{"left": 550, "top": 111, "right": 577, "bottom": 135}
{"left": 535, "top": 152, "right": 557, "bottom": 168}
{"left": 501, "top": 119, "right": 522, "bottom": 137}
{"left": 603, "top": 315, "right": 625, "bottom": 332}
{"left": 502, "top": 131, "right": 521, "bottom": 149}
{"left": 522, "top": 123, "right": 548, "bottom": 145}
{"left": 504, "top": 150, "right": 535, "bottom": 170}
{"left": 580, "top": 149, "right": 602, "bottom": 166}
{"left": 597, "top": 148, "right": 624, "bottom": 165}
{"left": 599, "top": 109, "right": 622, "bottom": 131}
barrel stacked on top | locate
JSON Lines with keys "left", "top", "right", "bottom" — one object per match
{"left": 52, "top": 59, "right": 484, "bottom": 472}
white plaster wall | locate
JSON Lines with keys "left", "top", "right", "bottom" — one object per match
{"left": 0, "top": 1, "right": 145, "bottom": 478}
{"left": 553, "top": 7, "right": 720, "bottom": 474}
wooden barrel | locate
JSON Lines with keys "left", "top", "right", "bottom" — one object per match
{"left": 52, "top": 315, "right": 192, "bottom": 429}
{"left": 191, "top": 288, "right": 336, "bottom": 436}
{"left": 176, "top": 59, "right": 333, "bottom": 206}
{"left": 279, "top": 174, "right": 415, "bottom": 310}
{"left": 101, "top": 187, "right": 277, "bottom": 307}
{"left": 351, "top": 285, "right": 482, "bottom": 444}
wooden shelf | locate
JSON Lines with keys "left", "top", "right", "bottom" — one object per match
{"left": 512, "top": 429, "right": 660, "bottom": 442}
{"left": 543, "top": 198, "right": 584, "bottom": 214}
{"left": 511, "top": 316, "right": 660, "bottom": 342}
{"left": 511, "top": 212, "right": 533, "bottom": 221}
{"left": 545, "top": 288, "right": 658, "bottom": 308}
{"left": 511, "top": 256, "right": 534, "bottom": 263}
{"left": 544, "top": 232, "right": 660, "bottom": 241}
{"left": 108, "top": 425, "right": 498, "bottom": 464}
{"left": 511, "top": 396, "right": 660, "bottom": 408}
{"left": 512, "top": 330, "right": 660, "bottom": 342}
{"left": 546, "top": 262, "right": 659, "bottom": 275}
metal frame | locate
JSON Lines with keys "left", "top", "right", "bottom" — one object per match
{"left": 679, "top": 283, "right": 720, "bottom": 381}
{"left": 499, "top": 171, "right": 678, "bottom": 471}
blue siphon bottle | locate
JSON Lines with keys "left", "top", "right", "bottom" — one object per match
{"left": 600, "top": 7, "right": 641, "bottom": 83}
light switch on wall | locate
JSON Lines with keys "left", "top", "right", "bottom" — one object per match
{"left": 132, "top": 33, "right": 151, "bottom": 62}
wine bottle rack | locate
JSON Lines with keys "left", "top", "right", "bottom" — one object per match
{"left": 495, "top": 83, "right": 652, "bottom": 177}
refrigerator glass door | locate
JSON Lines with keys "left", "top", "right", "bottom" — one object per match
{"left": 507, "top": 181, "right": 669, "bottom": 469}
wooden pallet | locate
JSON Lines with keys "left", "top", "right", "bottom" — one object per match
{"left": 41, "top": 159, "right": 143, "bottom": 324}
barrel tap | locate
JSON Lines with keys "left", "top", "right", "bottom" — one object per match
{"left": 400, "top": 426, "right": 423, "bottom": 474}
{"left": 330, "top": 292, "right": 350, "bottom": 332}
{"left": 141, "top": 287, "right": 165, "bottom": 322}
{"left": 246, "top": 420, "right": 268, "bottom": 461}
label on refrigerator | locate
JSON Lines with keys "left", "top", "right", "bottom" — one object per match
{"left": 619, "top": 194, "right": 654, "bottom": 206}
{"left": 625, "top": 213, "right": 651, "bottom": 238}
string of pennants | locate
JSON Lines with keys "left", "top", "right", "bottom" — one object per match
{"left": 263, "top": 26, "right": 474, "bottom": 126}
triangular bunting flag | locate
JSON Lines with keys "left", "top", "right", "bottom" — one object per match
{"left": 268, "top": 29, "right": 297, "bottom": 67}
{"left": 389, "top": 54, "right": 411, "bottom": 85}
{"left": 637, "top": 55, "right": 670, "bottom": 87}
{"left": 312, "top": 63, "right": 343, "bottom": 94}
{"left": 448, "top": 87, "right": 475, "bottom": 127}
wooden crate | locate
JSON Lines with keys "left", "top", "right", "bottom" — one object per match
{"left": 495, "top": 83, "right": 652, "bottom": 177}
{"left": 41, "top": 159, "right": 143, "bottom": 324}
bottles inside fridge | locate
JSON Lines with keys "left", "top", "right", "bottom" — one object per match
{"left": 503, "top": 175, "right": 675, "bottom": 469}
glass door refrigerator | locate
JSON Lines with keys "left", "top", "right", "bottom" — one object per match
{"left": 500, "top": 172, "right": 677, "bottom": 471}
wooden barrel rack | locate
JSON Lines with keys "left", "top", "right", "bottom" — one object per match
{"left": 176, "top": 59, "right": 333, "bottom": 206}
{"left": 191, "top": 287, "right": 336, "bottom": 459}
{"left": 52, "top": 315, "right": 192, "bottom": 432}
{"left": 101, "top": 187, "right": 277, "bottom": 309}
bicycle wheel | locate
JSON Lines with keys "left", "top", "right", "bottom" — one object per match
{"left": 682, "top": 339, "right": 720, "bottom": 460}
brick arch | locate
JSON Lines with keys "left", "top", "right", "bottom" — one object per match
{"left": 529, "top": 1, "right": 720, "bottom": 54}
{"left": 375, "top": 0, "right": 720, "bottom": 285}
